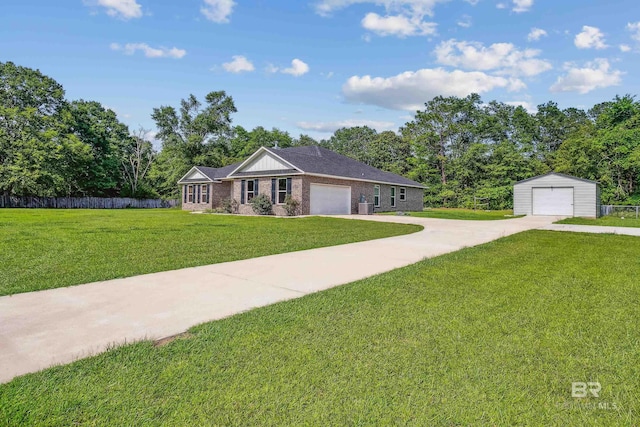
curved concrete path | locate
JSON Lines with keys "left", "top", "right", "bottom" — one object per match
{"left": 0, "top": 214, "right": 559, "bottom": 383}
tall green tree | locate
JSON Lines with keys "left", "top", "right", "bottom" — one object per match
{"left": 122, "top": 128, "right": 156, "bottom": 197}
{"left": 0, "top": 61, "right": 68, "bottom": 196}
{"left": 320, "top": 126, "right": 378, "bottom": 164}
{"left": 594, "top": 95, "right": 640, "bottom": 201}
{"left": 368, "top": 131, "right": 411, "bottom": 175}
{"left": 65, "top": 100, "right": 133, "bottom": 196}
{"left": 149, "top": 91, "right": 237, "bottom": 196}
{"left": 401, "top": 94, "right": 481, "bottom": 205}
{"left": 293, "top": 134, "right": 318, "bottom": 147}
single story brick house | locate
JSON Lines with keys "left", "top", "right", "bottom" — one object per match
{"left": 178, "top": 145, "right": 425, "bottom": 215}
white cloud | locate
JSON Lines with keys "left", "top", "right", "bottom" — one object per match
{"left": 434, "top": 39, "right": 552, "bottom": 77}
{"left": 361, "top": 12, "right": 437, "bottom": 37}
{"left": 550, "top": 59, "right": 623, "bottom": 94}
{"left": 512, "top": 0, "right": 533, "bottom": 12}
{"left": 222, "top": 55, "right": 254, "bottom": 73}
{"left": 574, "top": 25, "right": 608, "bottom": 49}
{"left": 496, "top": 3, "right": 507, "bottom": 9}
{"left": 110, "top": 42, "right": 186, "bottom": 59}
{"left": 314, "top": 0, "right": 447, "bottom": 18}
{"left": 457, "top": 15, "right": 472, "bottom": 28}
{"left": 342, "top": 68, "right": 524, "bottom": 111}
{"left": 315, "top": 1, "right": 446, "bottom": 39}
{"left": 282, "top": 59, "right": 310, "bottom": 77}
{"left": 620, "top": 44, "right": 631, "bottom": 52}
{"left": 201, "top": 0, "right": 235, "bottom": 23}
{"left": 627, "top": 22, "right": 640, "bottom": 43}
{"left": 505, "top": 100, "right": 537, "bottom": 113}
{"left": 464, "top": 0, "right": 479, "bottom": 5}
{"left": 89, "top": 0, "right": 143, "bottom": 19}
{"left": 297, "top": 119, "right": 396, "bottom": 133}
{"left": 527, "top": 27, "right": 547, "bottom": 41}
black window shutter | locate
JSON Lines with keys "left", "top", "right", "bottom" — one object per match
{"left": 254, "top": 179, "right": 259, "bottom": 195}
{"left": 183, "top": 185, "right": 187, "bottom": 203}
{"left": 241, "top": 180, "right": 245, "bottom": 204}
{"left": 197, "top": 185, "right": 201, "bottom": 203}
{"left": 271, "top": 179, "right": 276, "bottom": 203}
{"left": 286, "top": 177, "right": 292, "bottom": 195}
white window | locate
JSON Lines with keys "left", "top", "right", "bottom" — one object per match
{"left": 201, "top": 184, "right": 209, "bottom": 203}
{"left": 246, "top": 180, "right": 256, "bottom": 202}
{"left": 187, "top": 185, "right": 194, "bottom": 203}
{"left": 278, "top": 178, "right": 287, "bottom": 204}
{"left": 374, "top": 185, "right": 380, "bottom": 207}
{"left": 399, "top": 187, "right": 406, "bottom": 201}
{"left": 390, "top": 186, "right": 396, "bottom": 207}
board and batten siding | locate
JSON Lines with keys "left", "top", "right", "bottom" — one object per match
{"left": 241, "top": 152, "right": 292, "bottom": 173}
{"left": 513, "top": 174, "right": 599, "bottom": 217}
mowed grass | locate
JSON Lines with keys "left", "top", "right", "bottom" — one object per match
{"left": 1, "top": 231, "right": 638, "bottom": 425}
{"left": 0, "top": 209, "right": 421, "bottom": 296}
{"left": 558, "top": 215, "right": 640, "bottom": 228}
{"left": 382, "top": 208, "right": 520, "bottom": 220}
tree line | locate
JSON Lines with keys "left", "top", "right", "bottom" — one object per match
{"left": 2, "top": 61, "right": 639, "bottom": 208}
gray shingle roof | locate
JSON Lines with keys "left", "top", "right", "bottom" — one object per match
{"left": 271, "top": 146, "right": 425, "bottom": 188}
{"left": 181, "top": 146, "right": 425, "bottom": 188}
{"left": 191, "top": 163, "right": 242, "bottom": 181}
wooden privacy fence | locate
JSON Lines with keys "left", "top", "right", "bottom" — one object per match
{"left": 0, "top": 196, "right": 179, "bottom": 209}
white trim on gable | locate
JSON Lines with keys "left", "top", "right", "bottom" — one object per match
{"left": 177, "top": 167, "right": 214, "bottom": 184}
{"left": 228, "top": 147, "right": 302, "bottom": 177}
{"left": 241, "top": 151, "right": 293, "bottom": 173}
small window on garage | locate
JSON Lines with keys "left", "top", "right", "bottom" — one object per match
{"left": 390, "top": 186, "right": 396, "bottom": 207}
{"left": 399, "top": 187, "right": 406, "bottom": 201}
{"left": 374, "top": 185, "right": 380, "bottom": 207}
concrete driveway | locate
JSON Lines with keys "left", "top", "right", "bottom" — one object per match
{"left": 0, "top": 214, "right": 559, "bottom": 383}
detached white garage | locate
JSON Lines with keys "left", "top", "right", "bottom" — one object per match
{"left": 513, "top": 173, "right": 600, "bottom": 217}
{"left": 310, "top": 183, "right": 351, "bottom": 215}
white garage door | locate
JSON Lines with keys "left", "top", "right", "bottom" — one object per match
{"left": 310, "top": 184, "right": 351, "bottom": 215}
{"left": 532, "top": 187, "right": 574, "bottom": 216}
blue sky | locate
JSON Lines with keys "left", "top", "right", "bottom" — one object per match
{"left": 2, "top": 0, "right": 639, "bottom": 142}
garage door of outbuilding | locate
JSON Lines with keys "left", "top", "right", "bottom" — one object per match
{"left": 514, "top": 172, "right": 599, "bottom": 217}
{"left": 310, "top": 183, "right": 351, "bottom": 215}
{"left": 532, "top": 187, "right": 574, "bottom": 216}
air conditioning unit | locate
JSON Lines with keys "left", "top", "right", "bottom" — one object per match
{"left": 358, "top": 202, "right": 374, "bottom": 215}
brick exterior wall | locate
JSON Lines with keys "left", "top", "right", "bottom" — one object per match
{"left": 232, "top": 176, "right": 304, "bottom": 216}
{"left": 300, "top": 176, "right": 424, "bottom": 214}
{"left": 181, "top": 182, "right": 232, "bottom": 211}
{"left": 182, "top": 176, "right": 424, "bottom": 215}
{"left": 374, "top": 184, "right": 424, "bottom": 213}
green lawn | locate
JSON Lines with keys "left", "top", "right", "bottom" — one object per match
{"left": 557, "top": 216, "right": 640, "bottom": 228}
{"left": 0, "top": 209, "right": 421, "bottom": 296}
{"left": 382, "top": 208, "right": 521, "bottom": 220}
{"left": 1, "top": 231, "right": 637, "bottom": 425}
